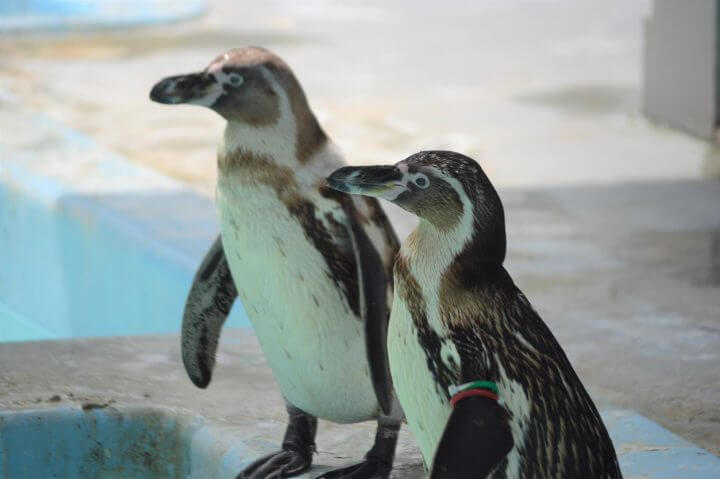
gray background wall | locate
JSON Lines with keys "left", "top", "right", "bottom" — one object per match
{"left": 644, "top": 0, "right": 719, "bottom": 140}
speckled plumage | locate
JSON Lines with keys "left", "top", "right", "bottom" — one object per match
{"left": 328, "top": 151, "right": 623, "bottom": 478}
{"left": 152, "top": 47, "right": 402, "bottom": 479}
{"left": 216, "top": 143, "right": 396, "bottom": 422}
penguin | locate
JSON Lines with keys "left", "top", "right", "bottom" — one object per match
{"left": 149, "top": 47, "right": 402, "bottom": 479}
{"left": 326, "top": 150, "right": 623, "bottom": 479}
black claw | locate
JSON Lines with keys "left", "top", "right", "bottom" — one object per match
{"left": 314, "top": 458, "right": 392, "bottom": 479}
{"left": 237, "top": 449, "right": 313, "bottom": 479}
{"left": 238, "top": 403, "right": 317, "bottom": 479}
{"left": 315, "top": 419, "right": 399, "bottom": 479}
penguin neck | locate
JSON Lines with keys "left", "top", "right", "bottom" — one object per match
{"left": 219, "top": 112, "right": 299, "bottom": 170}
{"left": 403, "top": 219, "right": 465, "bottom": 273}
{"left": 401, "top": 208, "right": 506, "bottom": 288}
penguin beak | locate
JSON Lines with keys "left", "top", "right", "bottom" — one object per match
{"left": 327, "top": 165, "right": 405, "bottom": 200}
{"left": 149, "top": 71, "right": 220, "bottom": 106}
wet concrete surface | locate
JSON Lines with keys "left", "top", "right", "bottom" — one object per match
{"left": 1, "top": 0, "right": 719, "bottom": 459}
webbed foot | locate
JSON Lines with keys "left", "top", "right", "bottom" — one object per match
{"left": 314, "top": 457, "right": 392, "bottom": 479}
{"left": 316, "top": 416, "right": 399, "bottom": 479}
{"left": 237, "top": 402, "right": 317, "bottom": 479}
{"left": 237, "top": 449, "right": 313, "bottom": 479}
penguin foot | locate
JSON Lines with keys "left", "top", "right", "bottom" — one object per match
{"left": 236, "top": 449, "right": 312, "bottom": 479}
{"left": 314, "top": 458, "right": 392, "bottom": 479}
{"left": 315, "top": 415, "right": 399, "bottom": 479}
{"left": 236, "top": 402, "right": 317, "bottom": 479}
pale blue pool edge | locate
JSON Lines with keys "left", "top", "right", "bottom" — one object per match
{"left": 0, "top": 110, "right": 249, "bottom": 341}
{"left": 0, "top": 405, "right": 252, "bottom": 478}
{"left": 1, "top": 406, "right": 718, "bottom": 479}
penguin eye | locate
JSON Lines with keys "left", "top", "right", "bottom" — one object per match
{"left": 228, "top": 74, "right": 243, "bottom": 86}
{"left": 414, "top": 175, "right": 429, "bottom": 188}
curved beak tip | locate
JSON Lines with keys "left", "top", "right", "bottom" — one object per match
{"left": 149, "top": 80, "right": 174, "bottom": 104}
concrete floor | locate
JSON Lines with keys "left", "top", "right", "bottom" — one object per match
{"left": 1, "top": 0, "right": 719, "bottom": 461}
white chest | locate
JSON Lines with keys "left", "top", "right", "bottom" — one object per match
{"left": 216, "top": 181, "right": 378, "bottom": 423}
{"left": 388, "top": 257, "right": 532, "bottom": 477}
{"left": 387, "top": 292, "right": 451, "bottom": 468}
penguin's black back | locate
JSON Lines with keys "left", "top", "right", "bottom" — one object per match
{"left": 441, "top": 266, "right": 622, "bottom": 478}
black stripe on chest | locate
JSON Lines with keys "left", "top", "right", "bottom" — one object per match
{"left": 287, "top": 198, "right": 360, "bottom": 317}
{"left": 395, "top": 256, "right": 459, "bottom": 397}
{"left": 220, "top": 151, "right": 361, "bottom": 318}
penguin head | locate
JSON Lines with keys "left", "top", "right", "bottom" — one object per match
{"left": 328, "top": 150, "right": 506, "bottom": 260}
{"left": 149, "top": 46, "right": 306, "bottom": 126}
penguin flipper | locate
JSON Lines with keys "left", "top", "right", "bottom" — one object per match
{"left": 429, "top": 396, "right": 513, "bottom": 479}
{"left": 181, "top": 235, "right": 238, "bottom": 389}
{"left": 343, "top": 204, "right": 393, "bottom": 416}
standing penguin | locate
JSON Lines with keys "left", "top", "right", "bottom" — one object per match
{"left": 149, "top": 47, "right": 402, "bottom": 479}
{"left": 327, "top": 150, "right": 622, "bottom": 478}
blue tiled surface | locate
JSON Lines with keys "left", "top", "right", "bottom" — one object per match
{"left": 604, "top": 410, "right": 720, "bottom": 478}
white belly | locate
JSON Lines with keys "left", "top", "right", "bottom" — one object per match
{"left": 389, "top": 293, "right": 530, "bottom": 478}
{"left": 217, "top": 184, "right": 378, "bottom": 423}
{"left": 387, "top": 294, "right": 450, "bottom": 468}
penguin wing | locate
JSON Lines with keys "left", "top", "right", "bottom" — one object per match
{"left": 340, "top": 199, "right": 394, "bottom": 416}
{"left": 429, "top": 395, "right": 513, "bottom": 478}
{"left": 181, "top": 235, "right": 237, "bottom": 388}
